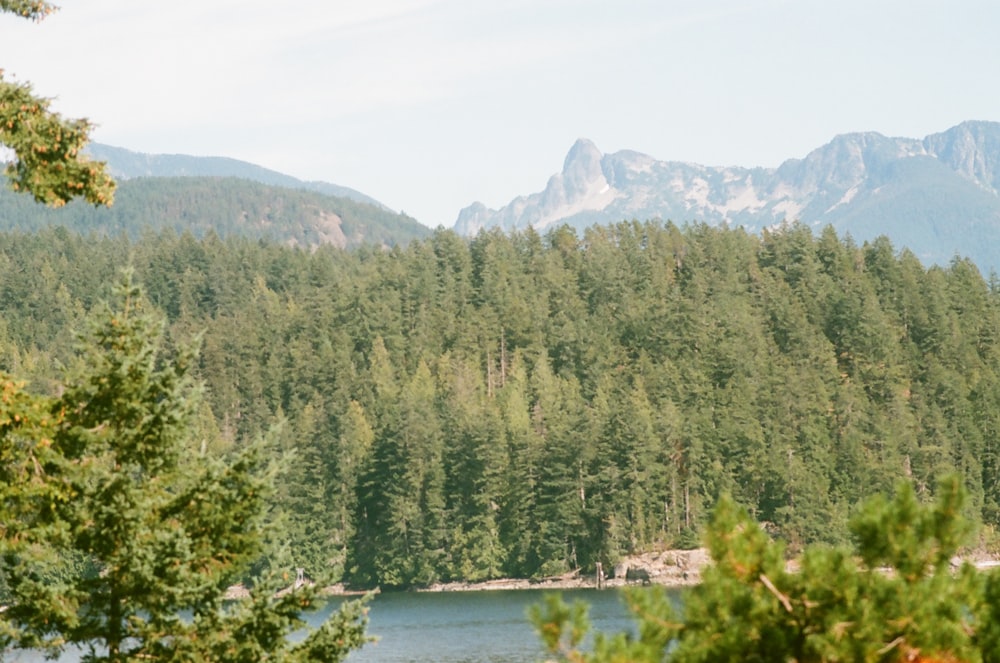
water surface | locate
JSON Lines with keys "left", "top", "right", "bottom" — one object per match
{"left": 340, "top": 588, "right": 637, "bottom": 662}
{"left": 7, "top": 587, "right": 659, "bottom": 662}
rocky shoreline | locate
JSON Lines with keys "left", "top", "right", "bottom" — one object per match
{"left": 417, "top": 548, "right": 710, "bottom": 593}
{"left": 223, "top": 549, "right": 706, "bottom": 600}
{"left": 225, "top": 547, "right": 1000, "bottom": 599}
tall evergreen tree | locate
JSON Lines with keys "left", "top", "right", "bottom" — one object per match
{"left": 533, "top": 476, "right": 987, "bottom": 663}
{"left": 0, "top": 274, "right": 369, "bottom": 662}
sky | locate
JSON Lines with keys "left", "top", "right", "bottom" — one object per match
{"left": 2, "top": 0, "right": 999, "bottom": 227}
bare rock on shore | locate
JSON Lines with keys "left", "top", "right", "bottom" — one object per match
{"left": 606, "top": 549, "right": 709, "bottom": 587}
{"left": 419, "top": 549, "right": 713, "bottom": 593}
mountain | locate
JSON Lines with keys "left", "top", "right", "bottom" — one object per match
{"left": 85, "top": 143, "right": 388, "bottom": 210}
{"left": 454, "top": 121, "right": 1000, "bottom": 272}
{"left": 0, "top": 143, "right": 430, "bottom": 248}
{"left": 0, "top": 177, "right": 430, "bottom": 250}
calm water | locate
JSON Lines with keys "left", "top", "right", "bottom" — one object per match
{"left": 7, "top": 587, "right": 664, "bottom": 662}
{"left": 342, "top": 588, "right": 641, "bottom": 662}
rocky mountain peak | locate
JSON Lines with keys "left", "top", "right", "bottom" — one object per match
{"left": 924, "top": 121, "right": 1000, "bottom": 193}
{"left": 558, "top": 138, "right": 609, "bottom": 202}
{"left": 563, "top": 138, "right": 603, "bottom": 172}
{"left": 452, "top": 121, "right": 1000, "bottom": 273}
{"left": 453, "top": 201, "right": 492, "bottom": 235}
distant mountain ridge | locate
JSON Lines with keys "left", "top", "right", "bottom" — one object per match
{"left": 86, "top": 143, "right": 389, "bottom": 210}
{"left": 0, "top": 146, "right": 430, "bottom": 249}
{"left": 455, "top": 121, "right": 1000, "bottom": 272}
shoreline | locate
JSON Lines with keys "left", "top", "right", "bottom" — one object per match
{"left": 413, "top": 573, "right": 701, "bottom": 593}
{"left": 226, "top": 548, "right": 1000, "bottom": 599}
{"left": 223, "top": 574, "right": 694, "bottom": 600}
{"left": 322, "top": 548, "right": 708, "bottom": 597}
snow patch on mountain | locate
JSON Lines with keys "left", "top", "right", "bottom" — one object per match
{"left": 717, "top": 179, "right": 766, "bottom": 216}
{"left": 772, "top": 199, "right": 804, "bottom": 220}
{"left": 452, "top": 122, "right": 1000, "bottom": 272}
{"left": 534, "top": 184, "right": 620, "bottom": 229}
{"left": 827, "top": 184, "right": 861, "bottom": 213}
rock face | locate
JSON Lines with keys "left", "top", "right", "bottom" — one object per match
{"left": 455, "top": 138, "right": 620, "bottom": 235}
{"left": 605, "top": 549, "right": 711, "bottom": 586}
{"left": 454, "top": 121, "right": 1000, "bottom": 272}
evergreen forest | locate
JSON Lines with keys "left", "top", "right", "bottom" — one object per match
{"left": 0, "top": 177, "right": 430, "bottom": 249}
{"left": 3, "top": 219, "right": 1000, "bottom": 589}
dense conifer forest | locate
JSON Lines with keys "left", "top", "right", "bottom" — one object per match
{"left": 3, "top": 220, "right": 1000, "bottom": 588}
{"left": 0, "top": 177, "right": 430, "bottom": 249}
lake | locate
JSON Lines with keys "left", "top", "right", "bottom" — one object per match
{"left": 6, "top": 587, "right": 658, "bottom": 662}
{"left": 342, "top": 588, "right": 642, "bottom": 662}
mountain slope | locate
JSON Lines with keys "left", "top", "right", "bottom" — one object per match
{"left": 455, "top": 121, "right": 1000, "bottom": 271}
{"left": 0, "top": 176, "right": 430, "bottom": 249}
{"left": 86, "top": 143, "right": 388, "bottom": 210}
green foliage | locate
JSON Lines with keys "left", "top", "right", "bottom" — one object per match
{"left": 4, "top": 221, "right": 1000, "bottom": 588}
{"left": 532, "top": 476, "right": 989, "bottom": 662}
{"left": 166, "top": 564, "right": 372, "bottom": 663}
{"left": 0, "top": 273, "right": 370, "bottom": 661}
{"left": 528, "top": 593, "right": 593, "bottom": 661}
{"left": 0, "top": 176, "right": 429, "bottom": 247}
{"left": 530, "top": 588, "right": 681, "bottom": 663}
{"left": 1, "top": 2, "right": 115, "bottom": 206}
{"left": 0, "top": 0, "right": 56, "bottom": 21}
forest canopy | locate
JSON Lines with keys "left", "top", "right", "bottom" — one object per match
{"left": 1, "top": 220, "right": 999, "bottom": 588}
{"left": 0, "top": 273, "right": 370, "bottom": 661}
{"left": 532, "top": 476, "right": 1000, "bottom": 663}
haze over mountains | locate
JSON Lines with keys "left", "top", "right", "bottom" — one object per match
{"left": 5, "top": 123, "right": 1000, "bottom": 271}
{"left": 0, "top": 144, "right": 429, "bottom": 249}
{"left": 85, "top": 144, "right": 388, "bottom": 210}
{"left": 455, "top": 121, "right": 1000, "bottom": 272}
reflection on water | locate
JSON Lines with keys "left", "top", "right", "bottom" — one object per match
{"left": 6, "top": 587, "right": 671, "bottom": 663}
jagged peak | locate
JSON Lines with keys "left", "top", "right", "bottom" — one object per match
{"left": 943, "top": 119, "right": 1000, "bottom": 134}
{"left": 923, "top": 121, "right": 1000, "bottom": 194}
{"left": 563, "top": 138, "right": 603, "bottom": 172}
{"left": 451, "top": 120, "right": 1000, "bottom": 276}
{"left": 462, "top": 201, "right": 490, "bottom": 213}
{"left": 826, "top": 131, "right": 892, "bottom": 148}
{"left": 924, "top": 120, "right": 1000, "bottom": 147}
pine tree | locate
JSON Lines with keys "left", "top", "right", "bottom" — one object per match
{"left": 533, "top": 475, "right": 988, "bottom": 663}
{"left": 0, "top": 273, "right": 370, "bottom": 662}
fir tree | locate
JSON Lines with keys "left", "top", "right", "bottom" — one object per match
{"left": 0, "top": 273, "right": 370, "bottom": 662}
{"left": 532, "top": 475, "right": 988, "bottom": 662}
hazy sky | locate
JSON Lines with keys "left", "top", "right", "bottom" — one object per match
{"left": 2, "top": 0, "right": 998, "bottom": 227}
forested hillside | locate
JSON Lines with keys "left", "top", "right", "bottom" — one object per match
{"left": 2, "top": 220, "right": 999, "bottom": 588}
{"left": 0, "top": 177, "right": 429, "bottom": 249}
{"left": 85, "top": 142, "right": 389, "bottom": 210}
